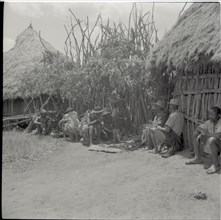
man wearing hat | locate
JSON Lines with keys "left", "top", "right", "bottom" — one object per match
{"left": 149, "top": 98, "right": 184, "bottom": 157}
{"left": 58, "top": 107, "right": 80, "bottom": 142}
{"left": 141, "top": 100, "right": 168, "bottom": 149}
{"left": 34, "top": 109, "right": 53, "bottom": 135}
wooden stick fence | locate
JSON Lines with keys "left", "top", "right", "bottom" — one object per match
{"left": 173, "top": 60, "right": 221, "bottom": 149}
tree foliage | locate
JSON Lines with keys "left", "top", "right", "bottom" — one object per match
{"left": 20, "top": 3, "right": 168, "bottom": 131}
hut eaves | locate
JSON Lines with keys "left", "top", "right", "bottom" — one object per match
{"left": 150, "top": 3, "right": 220, "bottom": 70}
{"left": 3, "top": 24, "right": 60, "bottom": 100}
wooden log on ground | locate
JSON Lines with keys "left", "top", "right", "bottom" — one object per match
{"left": 3, "top": 118, "right": 32, "bottom": 129}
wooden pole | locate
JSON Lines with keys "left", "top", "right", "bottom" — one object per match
{"left": 24, "top": 97, "right": 34, "bottom": 114}
{"left": 3, "top": 118, "right": 32, "bottom": 129}
{"left": 24, "top": 95, "right": 51, "bottom": 133}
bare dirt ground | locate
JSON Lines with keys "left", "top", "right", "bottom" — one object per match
{"left": 2, "top": 138, "right": 221, "bottom": 219}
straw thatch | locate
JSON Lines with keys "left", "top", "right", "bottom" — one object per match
{"left": 150, "top": 2, "right": 220, "bottom": 70}
{"left": 3, "top": 24, "right": 59, "bottom": 100}
{"left": 147, "top": 2, "right": 221, "bottom": 149}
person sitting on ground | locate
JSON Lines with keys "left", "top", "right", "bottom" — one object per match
{"left": 149, "top": 98, "right": 184, "bottom": 158}
{"left": 79, "top": 106, "right": 104, "bottom": 146}
{"left": 53, "top": 109, "right": 65, "bottom": 131}
{"left": 185, "top": 106, "right": 221, "bottom": 174}
{"left": 79, "top": 110, "right": 91, "bottom": 146}
{"left": 58, "top": 107, "right": 80, "bottom": 142}
{"left": 87, "top": 106, "right": 104, "bottom": 146}
{"left": 34, "top": 109, "right": 53, "bottom": 135}
{"left": 100, "top": 109, "right": 113, "bottom": 141}
{"left": 111, "top": 103, "right": 124, "bottom": 143}
{"left": 141, "top": 100, "right": 168, "bottom": 149}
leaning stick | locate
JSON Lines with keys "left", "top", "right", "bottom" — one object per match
{"left": 24, "top": 95, "right": 51, "bottom": 133}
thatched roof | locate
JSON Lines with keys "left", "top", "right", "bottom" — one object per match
{"left": 149, "top": 2, "right": 220, "bottom": 70}
{"left": 3, "top": 24, "right": 60, "bottom": 100}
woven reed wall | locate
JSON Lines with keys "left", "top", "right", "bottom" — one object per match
{"left": 173, "top": 61, "right": 221, "bottom": 149}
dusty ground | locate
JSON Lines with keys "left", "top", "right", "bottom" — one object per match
{"left": 2, "top": 138, "right": 221, "bottom": 219}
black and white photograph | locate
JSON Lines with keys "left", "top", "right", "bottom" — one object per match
{"left": 2, "top": 0, "right": 221, "bottom": 219}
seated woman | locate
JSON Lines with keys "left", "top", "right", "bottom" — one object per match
{"left": 141, "top": 100, "right": 168, "bottom": 149}
{"left": 58, "top": 107, "right": 80, "bottom": 142}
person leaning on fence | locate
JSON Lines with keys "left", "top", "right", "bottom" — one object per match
{"left": 149, "top": 98, "right": 184, "bottom": 158}
{"left": 58, "top": 107, "right": 80, "bottom": 142}
{"left": 141, "top": 100, "right": 168, "bottom": 149}
{"left": 34, "top": 109, "right": 52, "bottom": 135}
{"left": 185, "top": 106, "right": 221, "bottom": 174}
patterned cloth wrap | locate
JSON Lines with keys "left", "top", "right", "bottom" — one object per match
{"left": 62, "top": 111, "right": 80, "bottom": 136}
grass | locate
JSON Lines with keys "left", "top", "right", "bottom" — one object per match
{"left": 2, "top": 131, "right": 65, "bottom": 164}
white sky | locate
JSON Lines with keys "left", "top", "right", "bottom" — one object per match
{"left": 3, "top": 1, "right": 192, "bottom": 53}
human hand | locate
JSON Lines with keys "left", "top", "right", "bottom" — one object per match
{"left": 151, "top": 126, "right": 157, "bottom": 131}
{"left": 197, "top": 133, "right": 207, "bottom": 142}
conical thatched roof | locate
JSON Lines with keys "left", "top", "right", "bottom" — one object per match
{"left": 149, "top": 2, "right": 220, "bottom": 70}
{"left": 3, "top": 24, "right": 60, "bottom": 100}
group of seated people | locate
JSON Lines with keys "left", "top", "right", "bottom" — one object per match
{"left": 141, "top": 99, "right": 221, "bottom": 174}
{"left": 33, "top": 106, "right": 113, "bottom": 145}
{"left": 33, "top": 98, "right": 221, "bottom": 174}
{"left": 141, "top": 98, "right": 184, "bottom": 158}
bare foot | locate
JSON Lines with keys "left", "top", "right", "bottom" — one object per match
{"left": 148, "top": 148, "right": 159, "bottom": 154}
{"left": 185, "top": 159, "right": 203, "bottom": 165}
{"left": 206, "top": 165, "right": 220, "bottom": 174}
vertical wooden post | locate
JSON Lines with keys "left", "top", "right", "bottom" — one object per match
{"left": 11, "top": 99, "right": 14, "bottom": 116}
{"left": 40, "top": 95, "right": 43, "bottom": 107}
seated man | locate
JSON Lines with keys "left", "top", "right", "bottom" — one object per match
{"left": 149, "top": 98, "right": 184, "bottom": 158}
{"left": 186, "top": 106, "right": 221, "bottom": 174}
{"left": 141, "top": 100, "right": 168, "bottom": 149}
{"left": 58, "top": 107, "right": 80, "bottom": 142}
{"left": 79, "top": 106, "right": 103, "bottom": 146}
{"left": 100, "top": 110, "right": 113, "bottom": 140}
{"left": 34, "top": 109, "right": 53, "bottom": 135}
{"left": 53, "top": 110, "right": 65, "bottom": 131}
{"left": 79, "top": 110, "right": 91, "bottom": 146}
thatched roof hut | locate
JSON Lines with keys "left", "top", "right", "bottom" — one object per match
{"left": 148, "top": 2, "right": 221, "bottom": 149}
{"left": 150, "top": 2, "right": 220, "bottom": 71}
{"left": 3, "top": 24, "right": 59, "bottom": 100}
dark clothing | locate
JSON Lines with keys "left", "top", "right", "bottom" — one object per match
{"left": 34, "top": 116, "right": 52, "bottom": 135}
{"left": 102, "top": 114, "right": 114, "bottom": 139}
